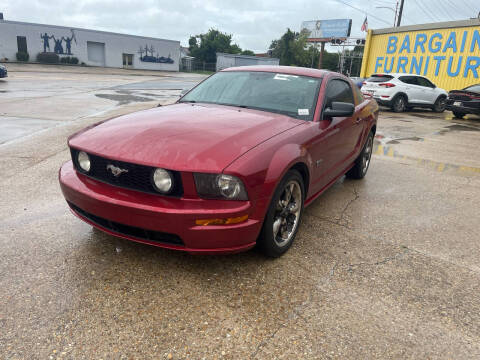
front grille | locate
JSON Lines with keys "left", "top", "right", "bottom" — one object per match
{"left": 70, "top": 148, "right": 183, "bottom": 196}
{"left": 68, "top": 201, "right": 184, "bottom": 246}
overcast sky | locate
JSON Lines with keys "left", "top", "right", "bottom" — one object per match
{"left": 2, "top": 0, "right": 479, "bottom": 52}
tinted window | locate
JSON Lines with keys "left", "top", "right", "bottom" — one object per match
{"left": 417, "top": 77, "right": 435, "bottom": 88}
{"left": 399, "top": 76, "right": 418, "bottom": 85}
{"left": 367, "top": 74, "right": 394, "bottom": 83}
{"left": 464, "top": 84, "right": 480, "bottom": 93}
{"left": 181, "top": 71, "right": 322, "bottom": 120}
{"left": 324, "top": 79, "right": 354, "bottom": 108}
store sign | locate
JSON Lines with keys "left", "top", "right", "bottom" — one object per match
{"left": 374, "top": 30, "right": 480, "bottom": 78}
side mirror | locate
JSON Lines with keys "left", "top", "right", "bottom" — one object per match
{"left": 323, "top": 102, "right": 355, "bottom": 118}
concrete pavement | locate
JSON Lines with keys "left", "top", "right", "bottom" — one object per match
{"left": 0, "top": 64, "right": 479, "bottom": 359}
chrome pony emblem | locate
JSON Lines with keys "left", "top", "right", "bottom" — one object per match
{"left": 106, "top": 164, "right": 129, "bottom": 177}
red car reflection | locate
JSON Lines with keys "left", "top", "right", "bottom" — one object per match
{"left": 59, "top": 66, "right": 378, "bottom": 257}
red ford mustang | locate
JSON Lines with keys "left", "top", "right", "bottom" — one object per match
{"left": 59, "top": 66, "right": 378, "bottom": 257}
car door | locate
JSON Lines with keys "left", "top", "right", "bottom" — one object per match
{"left": 416, "top": 76, "right": 437, "bottom": 104}
{"left": 308, "top": 78, "right": 362, "bottom": 193}
{"left": 398, "top": 76, "right": 422, "bottom": 103}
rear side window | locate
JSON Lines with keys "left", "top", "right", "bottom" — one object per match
{"left": 324, "top": 79, "right": 354, "bottom": 108}
{"left": 367, "top": 74, "right": 394, "bottom": 83}
{"left": 465, "top": 84, "right": 480, "bottom": 93}
{"left": 399, "top": 76, "right": 418, "bottom": 85}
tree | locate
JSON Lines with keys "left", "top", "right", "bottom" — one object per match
{"left": 188, "top": 29, "right": 243, "bottom": 63}
{"left": 241, "top": 50, "right": 255, "bottom": 56}
{"left": 269, "top": 28, "right": 340, "bottom": 71}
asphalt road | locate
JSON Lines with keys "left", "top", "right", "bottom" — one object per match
{"left": 1, "top": 65, "right": 480, "bottom": 359}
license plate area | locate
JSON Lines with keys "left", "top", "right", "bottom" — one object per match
{"left": 454, "top": 101, "right": 462, "bottom": 106}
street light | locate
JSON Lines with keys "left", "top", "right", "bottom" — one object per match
{"left": 375, "top": 6, "right": 398, "bottom": 27}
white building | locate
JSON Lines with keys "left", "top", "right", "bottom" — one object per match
{"left": 0, "top": 17, "right": 180, "bottom": 71}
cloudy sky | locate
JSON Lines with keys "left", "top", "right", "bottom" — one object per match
{"left": 2, "top": 0, "right": 479, "bottom": 52}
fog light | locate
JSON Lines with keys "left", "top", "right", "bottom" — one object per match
{"left": 195, "top": 214, "right": 248, "bottom": 226}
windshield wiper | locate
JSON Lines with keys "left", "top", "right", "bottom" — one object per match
{"left": 179, "top": 100, "right": 196, "bottom": 103}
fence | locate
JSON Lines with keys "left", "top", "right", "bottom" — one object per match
{"left": 181, "top": 58, "right": 216, "bottom": 72}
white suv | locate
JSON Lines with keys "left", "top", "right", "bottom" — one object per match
{"left": 361, "top": 73, "right": 448, "bottom": 113}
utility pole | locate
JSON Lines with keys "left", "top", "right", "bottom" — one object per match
{"left": 318, "top": 41, "right": 325, "bottom": 69}
{"left": 396, "top": 0, "right": 405, "bottom": 27}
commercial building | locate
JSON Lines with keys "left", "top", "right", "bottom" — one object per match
{"left": 360, "top": 19, "right": 480, "bottom": 90}
{"left": 0, "top": 17, "right": 180, "bottom": 71}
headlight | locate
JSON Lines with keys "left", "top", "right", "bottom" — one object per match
{"left": 152, "top": 168, "right": 173, "bottom": 193}
{"left": 194, "top": 173, "right": 248, "bottom": 200}
{"left": 77, "top": 151, "right": 91, "bottom": 172}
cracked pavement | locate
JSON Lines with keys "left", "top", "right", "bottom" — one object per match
{"left": 1, "top": 65, "right": 480, "bottom": 359}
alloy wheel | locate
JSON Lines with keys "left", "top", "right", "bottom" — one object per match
{"left": 395, "top": 97, "right": 405, "bottom": 112}
{"left": 362, "top": 135, "right": 373, "bottom": 174}
{"left": 272, "top": 180, "right": 302, "bottom": 247}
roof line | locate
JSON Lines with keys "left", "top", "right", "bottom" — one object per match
{"left": 0, "top": 19, "right": 180, "bottom": 44}
{"left": 372, "top": 18, "right": 480, "bottom": 35}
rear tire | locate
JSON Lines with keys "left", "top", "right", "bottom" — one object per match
{"left": 346, "top": 131, "right": 374, "bottom": 180}
{"left": 433, "top": 96, "right": 446, "bottom": 113}
{"left": 258, "top": 170, "right": 304, "bottom": 258}
{"left": 392, "top": 95, "right": 407, "bottom": 113}
{"left": 453, "top": 111, "right": 465, "bottom": 119}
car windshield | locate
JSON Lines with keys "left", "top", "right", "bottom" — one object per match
{"left": 464, "top": 84, "right": 480, "bottom": 93}
{"left": 180, "top": 71, "right": 322, "bottom": 120}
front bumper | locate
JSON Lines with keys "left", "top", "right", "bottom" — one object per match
{"left": 446, "top": 102, "right": 480, "bottom": 115}
{"left": 59, "top": 161, "right": 262, "bottom": 254}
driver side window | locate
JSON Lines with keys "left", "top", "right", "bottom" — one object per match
{"left": 324, "top": 79, "right": 354, "bottom": 109}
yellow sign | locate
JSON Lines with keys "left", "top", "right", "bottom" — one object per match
{"left": 360, "top": 21, "right": 480, "bottom": 91}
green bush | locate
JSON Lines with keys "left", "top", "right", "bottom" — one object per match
{"left": 60, "top": 57, "right": 69, "bottom": 63}
{"left": 16, "top": 52, "right": 29, "bottom": 62}
{"left": 36, "top": 52, "right": 59, "bottom": 64}
{"left": 69, "top": 57, "right": 79, "bottom": 64}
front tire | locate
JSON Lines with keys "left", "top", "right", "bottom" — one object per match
{"left": 346, "top": 131, "right": 374, "bottom": 180}
{"left": 392, "top": 95, "right": 407, "bottom": 113}
{"left": 433, "top": 96, "right": 446, "bottom": 113}
{"left": 258, "top": 170, "right": 304, "bottom": 258}
{"left": 453, "top": 111, "right": 465, "bottom": 119}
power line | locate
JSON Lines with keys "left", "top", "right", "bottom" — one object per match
{"left": 333, "top": 0, "right": 392, "bottom": 26}
{"left": 443, "top": 0, "right": 476, "bottom": 19}
{"left": 411, "top": 0, "right": 440, "bottom": 22}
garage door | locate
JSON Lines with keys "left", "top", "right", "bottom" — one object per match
{"left": 87, "top": 41, "right": 105, "bottom": 66}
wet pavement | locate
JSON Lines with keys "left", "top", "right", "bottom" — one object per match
{"left": 1, "top": 65, "right": 480, "bottom": 359}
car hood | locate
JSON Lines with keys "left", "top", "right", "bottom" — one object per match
{"left": 69, "top": 103, "right": 302, "bottom": 172}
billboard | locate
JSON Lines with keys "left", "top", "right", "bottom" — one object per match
{"left": 301, "top": 19, "right": 352, "bottom": 41}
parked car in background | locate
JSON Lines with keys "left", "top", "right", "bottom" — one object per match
{"left": 0, "top": 64, "right": 7, "bottom": 78}
{"left": 361, "top": 73, "right": 447, "bottom": 113}
{"left": 446, "top": 84, "right": 480, "bottom": 119}
{"left": 59, "top": 66, "right": 379, "bottom": 257}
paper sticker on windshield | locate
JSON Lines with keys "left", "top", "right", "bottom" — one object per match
{"left": 274, "top": 74, "right": 299, "bottom": 81}
{"left": 298, "top": 109, "right": 309, "bottom": 115}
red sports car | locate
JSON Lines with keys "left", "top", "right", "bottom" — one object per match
{"left": 59, "top": 66, "right": 378, "bottom": 257}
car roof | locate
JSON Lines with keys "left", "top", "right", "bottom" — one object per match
{"left": 221, "top": 65, "right": 331, "bottom": 79}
